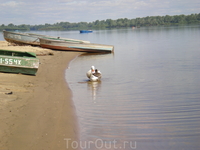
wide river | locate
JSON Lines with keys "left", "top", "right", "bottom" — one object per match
{"left": 1, "top": 25, "right": 200, "bottom": 150}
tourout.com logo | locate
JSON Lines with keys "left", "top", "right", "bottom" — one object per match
{"left": 64, "top": 138, "right": 137, "bottom": 150}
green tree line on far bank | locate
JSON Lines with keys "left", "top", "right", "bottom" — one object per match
{"left": 1, "top": 13, "right": 200, "bottom": 31}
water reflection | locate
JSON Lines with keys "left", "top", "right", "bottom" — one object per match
{"left": 87, "top": 81, "right": 101, "bottom": 101}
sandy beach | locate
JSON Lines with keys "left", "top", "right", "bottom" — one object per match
{"left": 0, "top": 41, "right": 81, "bottom": 150}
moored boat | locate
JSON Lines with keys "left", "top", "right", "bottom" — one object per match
{"left": 39, "top": 37, "right": 114, "bottom": 53}
{"left": 0, "top": 49, "right": 39, "bottom": 75}
{"left": 80, "top": 30, "right": 93, "bottom": 33}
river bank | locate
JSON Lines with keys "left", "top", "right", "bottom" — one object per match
{"left": 0, "top": 41, "right": 81, "bottom": 150}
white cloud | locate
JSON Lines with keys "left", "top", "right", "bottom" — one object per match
{"left": 135, "top": 1, "right": 148, "bottom": 6}
{"left": 0, "top": 0, "right": 199, "bottom": 25}
{"left": 1, "top": 1, "right": 22, "bottom": 7}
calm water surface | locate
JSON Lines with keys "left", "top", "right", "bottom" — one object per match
{"left": 65, "top": 25, "right": 200, "bottom": 150}
{"left": 1, "top": 25, "right": 200, "bottom": 150}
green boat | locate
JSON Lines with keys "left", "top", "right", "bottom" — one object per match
{"left": 0, "top": 49, "right": 39, "bottom": 75}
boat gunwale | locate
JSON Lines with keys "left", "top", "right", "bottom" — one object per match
{"left": 41, "top": 36, "right": 90, "bottom": 43}
{"left": 3, "top": 30, "right": 44, "bottom": 38}
{"left": 3, "top": 30, "right": 91, "bottom": 44}
{"left": 39, "top": 37, "right": 114, "bottom": 47}
{"left": 40, "top": 43, "right": 113, "bottom": 53}
{"left": 0, "top": 49, "right": 38, "bottom": 57}
{"left": 4, "top": 38, "right": 40, "bottom": 46}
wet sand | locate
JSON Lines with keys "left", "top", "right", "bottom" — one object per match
{"left": 0, "top": 41, "right": 81, "bottom": 150}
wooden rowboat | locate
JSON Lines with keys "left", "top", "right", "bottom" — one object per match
{"left": 39, "top": 37, "right": 114, "bottom": 53}
{"left": 3, "top": 30, "right": 43, "bottom": 46}
{"left": 0, "top": 49, "right": 39, "bottom": 75}
{"left": 3, "top": 30, "right": 90, "bottom": 46}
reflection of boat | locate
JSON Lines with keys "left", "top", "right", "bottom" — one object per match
{"left": 87, "top": 80, "right": 101, "bottom": 101}
{"left": 80, "top": 30, "right": 93, "bottom": 33}
{"left": 0, "top": 49, "right": 39, "bottom": 75}
{"left": 3, "top": 30, "right": 90, "bottom": 46}
{"left": 39, "top": 37, "right": 114, "bottom": 53}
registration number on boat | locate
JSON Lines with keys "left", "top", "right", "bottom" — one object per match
{"left": 0, "top": 58, "right": 22, "bottom": 65}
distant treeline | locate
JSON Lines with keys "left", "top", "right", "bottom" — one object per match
{"left": 1, "top": 13, "right": 200, "bottom": 31}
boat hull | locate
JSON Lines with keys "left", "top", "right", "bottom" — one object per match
{"left": 0, "top": 65, "right": 38, "bottom": 75}
{"left": 39, "top": 38, "right": 114, "bottom": 53}
{"left": 3, "top": 30, "right": 90, "bottom": 46}
{"left": 3, "top": 30, "right": 41, "bottom": 46}
{"left": 0, "top": 50, "right": 39, "bottom": 75}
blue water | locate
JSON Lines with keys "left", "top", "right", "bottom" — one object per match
{"left": 65, "top": 25, "right": 200, "bottom": 150}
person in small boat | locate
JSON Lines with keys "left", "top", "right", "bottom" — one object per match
{"left": 89, "top": 69, "right": 102, "bottom": 81}
{"left": 93, "top": 69, "right": 101, "bottom": 77}
{"left": 87, "top": 66, "right": 95, "bottom": 78}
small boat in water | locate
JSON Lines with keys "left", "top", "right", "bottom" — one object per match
{"left": 80, "top": 30, "right": 93, "bottom": 33}
{"left": 0, "top": 49, "right": 39, "bottom": 75}
{"left": 39, "top": 37, "right": 114, "bottom": 53}
{"left": 87, "top": 66, "right": 102, "bottom": 81}
{"left": 3, "top": 30, "right": 90, "bottom": 46}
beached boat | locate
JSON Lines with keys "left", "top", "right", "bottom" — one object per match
{"left": 40, "top": 36, "right": 90, "bottom": 44}
{"left": 0, "top": 49, "right": 39, "bottom": 75}
{"left": 39, "top": 37, "right": 114, "bottom": 53}
{"left": 80, "top": 30, "right": 93, "bottom": 33}
{"left": 3, "top": 30, "right": 43, "bottom": 46}
{"left": 3, "top": 30, "right": 90, "bottom": 46}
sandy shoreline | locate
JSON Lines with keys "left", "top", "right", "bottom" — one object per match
{"left": 0, "top": 41, "right": 81, "bottom": 150}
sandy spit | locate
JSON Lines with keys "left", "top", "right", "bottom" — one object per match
{"left": 0, "top": 41, "right": 82, "bottom": 150}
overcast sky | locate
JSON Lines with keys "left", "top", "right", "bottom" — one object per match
{"left": 0, "top": 0, "right": 199, "bottom": 25}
